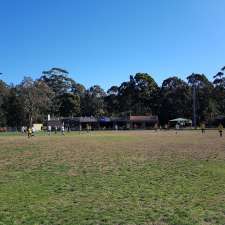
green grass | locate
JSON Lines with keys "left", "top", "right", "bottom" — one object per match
{"left": 0, "top": 131, "right": 225, "bottom": 225}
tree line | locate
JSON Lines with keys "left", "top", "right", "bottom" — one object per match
{"left": 0, "top": 66, "right": 225, "bottom": 128}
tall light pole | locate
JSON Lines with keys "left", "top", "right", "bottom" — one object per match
{"left": 192, "top": 83, "right": 197, "bottom": 128}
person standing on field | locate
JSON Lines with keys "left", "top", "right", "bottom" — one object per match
{"left": 164, "top": 124, "right": 168, "bottom": 130}
{"left": 55, "top": 126, "right": 57, "bottom": 134}
{"left": 175, "top": 123, "right": 179, "bottom": 134}
{"left": 27, "top": 127, "right": 32, "bottom": 138}
{"left": 201, "top": 123, "right": 206, "bottom": 134}
{"left": 154, "top": 123, "right": 158, "bottom": 132}
{"left": 218, "top": 123, "right": 223, "bottom": 137}
{"left": 31, "top": 126, "right": 35, "bottom": 136}
{"left": 48, "top": 125, "right": 51, "bottom": 135}
{"left": 21, "top": 126, "right": 25, "bottom": 134}
{"left": 61, "top": 125, "right": 65, "bottom": 135}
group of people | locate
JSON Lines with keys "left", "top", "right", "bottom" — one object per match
{"left": 21, "top": 124, "right": 66, "bottom": 138}
{"left": 200, "top": 123, "right": 224, "bottom": 137}
{"left": 21, "top": 122, "right": 224, "bottom": 138}
{"left": 21, "top": 126, "right": 36, "bottom": 138}
{"left": 154, "top": 122, "right": 224, "bottom": 137}
{"left": 47, "top": 125, "right": 65, "bottom": 135}
{"left": 184, "top": 123, "right": 224, "bottom": 137}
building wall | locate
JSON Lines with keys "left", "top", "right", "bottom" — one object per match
{"left": 33, "top": 124, "right": 43, "bottom": 131}
{"left": 47, "top": 116, "right": 159, "bottom": 131}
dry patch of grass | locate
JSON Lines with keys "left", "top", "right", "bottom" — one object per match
{"left": 0, "top": 130, "right": 225, "bottom": 225}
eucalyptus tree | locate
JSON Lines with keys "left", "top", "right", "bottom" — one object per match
{"left": 213, "top": 66, "right": 225, "bottom": 115}
{"left": 82, "top": 85, "right": 106, "bottom": 116}
{"left": 0, "top": 80, "right": 9, "bottom": 126}
{"left": 19, "top": 77, "right": 53, "bottom": 127}
{"left": 159, "top": 76, "right": 191, "bottom": 125}
{"left": 187, "top": 73, "right": 214, "bottom": 125}
{"left": 105, "top": 86, "right": 120, "bottom": 116}
{"left": 3, "top": 86, "right": 25, "bottom": 128}
{"left": 39, "top": 68, "right": 81, "bottom": 117}
{"left": 117, "top": 73, "right": 159, "bottom": 115}
{"left": 58, "top": 93, "right": 80, "bottom": 117}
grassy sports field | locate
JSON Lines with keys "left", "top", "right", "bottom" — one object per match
{"left": 0, "top": 130, "right": 225, "bottom": 225}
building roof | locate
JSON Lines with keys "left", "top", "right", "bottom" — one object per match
{"left": 47, "top": 120, "right": 63, "bottom": 126}
{"left": 99, "top": 117, "right": 111, "bottom": 122}
{"left": 129, "top": 116, "right": 158, "bottom": 122}
{"left": 79, "top": 117, "right": 98, "bottom": 123}
{"left": 48, "top": 115, "right": 158, "bottom": 123}
{"left": 111, "top": 117, "right": 127, "bottom": 122}
{"left": 169, "top": 118, "right": 192, "bottom": 123}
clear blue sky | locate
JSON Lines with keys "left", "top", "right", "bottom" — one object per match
{"left": 1, "top": 0, "right": 225, "bottom": 90}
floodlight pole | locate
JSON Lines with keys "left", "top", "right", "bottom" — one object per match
{"left": 192, "top": 84, "right": 197, "bottom": 128}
